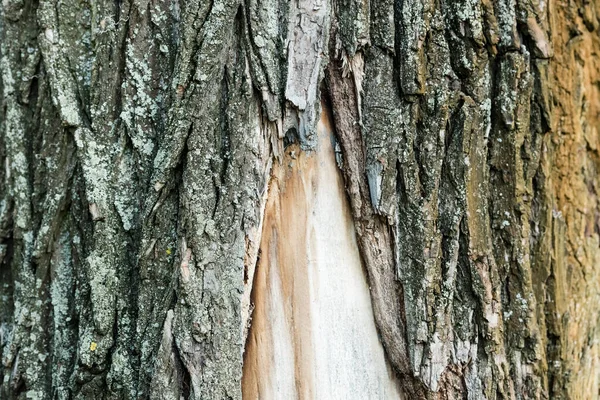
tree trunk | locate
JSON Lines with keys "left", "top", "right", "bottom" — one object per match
{"left": 1, "top": 0, "right": 599, "bottom": 398}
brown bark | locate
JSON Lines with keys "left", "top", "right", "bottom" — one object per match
{"left": 1, "top": 0, "right": 600, "bottom": 398}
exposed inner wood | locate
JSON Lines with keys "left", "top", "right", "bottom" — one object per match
{"left": 242, "top": 104, "right": 402, "bottom": 399}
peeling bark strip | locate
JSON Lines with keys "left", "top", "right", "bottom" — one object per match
{"left": 1, "top": 0, "right": 600, "bottom": 397}
{"left": 242, "top": 102, "right": 402, "bottom": 399}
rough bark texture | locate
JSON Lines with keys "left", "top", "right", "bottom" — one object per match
{"left": 1, "top": 0, "right": 600, "bottom": 398}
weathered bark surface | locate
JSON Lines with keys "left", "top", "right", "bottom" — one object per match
{"left": 1, "top": 0, "right": 600, "bottom": 398}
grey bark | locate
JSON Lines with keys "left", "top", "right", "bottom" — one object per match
{"left": 1, "top": 0, "right": 598, "bottom": 398}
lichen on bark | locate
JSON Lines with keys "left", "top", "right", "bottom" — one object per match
{"left": 1, "top": 0, "right": 600, "bottom": 398}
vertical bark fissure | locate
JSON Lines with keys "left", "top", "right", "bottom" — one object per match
{"left": 2, "top": 0, "right": 600, "bottom": 398}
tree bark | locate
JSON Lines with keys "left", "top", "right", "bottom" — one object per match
{"left": 1, "top": 0, "right": 599, "bottom": 398}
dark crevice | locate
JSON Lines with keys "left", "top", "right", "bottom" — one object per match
{"left": 412, "top": 117, "right": 428, "bottom": 199}
{"left": 173, "top": 338, "right": 192, "bottom": 399}
{"left": 211, "top": 67, "right": 232, "bottom": 219}
{"left": 115, "top": 0, "right": 123, "bottom": 24}
{"left": 181, "top": 0, "right": 214, "bottom": 89}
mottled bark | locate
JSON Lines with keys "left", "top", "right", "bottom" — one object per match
{"left": 1, "top": 0, "right": 600, "bottom": 398}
